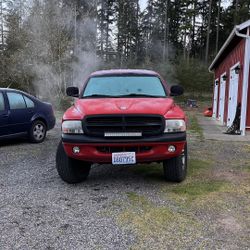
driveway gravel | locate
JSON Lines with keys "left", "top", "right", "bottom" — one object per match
{"left": 0, "top": 114, "right": 249, "bottom": 250}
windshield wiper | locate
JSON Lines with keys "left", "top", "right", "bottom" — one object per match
{"left": 116, "top": 93, "right": 165, "bottom": 98}
{"left": 83, "top": 93, "right": 166, "bottom": 98}
{"left": 83, "top": 94, "right": 118, "bottom": 98}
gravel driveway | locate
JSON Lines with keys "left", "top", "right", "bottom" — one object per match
{"left": 0, "top": 114, "right": 249, "bottom": 250}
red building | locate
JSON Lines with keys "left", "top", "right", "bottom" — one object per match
{"left": 209, "top": 20, "right": 250, "bottom": 135}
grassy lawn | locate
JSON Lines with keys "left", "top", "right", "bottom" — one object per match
{"left": 107, "top": 109, "right": 250, "bottom": 249}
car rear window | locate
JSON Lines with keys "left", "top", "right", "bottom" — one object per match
{"left": 0, "top": 93, "right": 5, "bottom": 111}
{"left": 24, "top": 96, "right": 35, "bottom": 108}
{"left": 83, "top": 76, "right": 166, "bottom": 98}
{"left": 7, "top": 92, "right": 26, "bottom": 110}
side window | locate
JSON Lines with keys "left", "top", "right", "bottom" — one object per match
{"left": 0, "top": 92, "right": 5, "bottom": 111}
{"left": 7, "top": 92, "right": 26, "bottom": 110}
{"left": 24, "top": 96, "right": 35, "bottom": 108}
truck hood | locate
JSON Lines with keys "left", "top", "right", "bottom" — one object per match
{"left": 63, "top": 98, "right": 182, "bottom": 120}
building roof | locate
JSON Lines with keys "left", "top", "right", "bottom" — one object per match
{"left": 209, "top": 19, "right": 250, "bottom": 71}
{"left": 90, "top": 69, "right": 159, "bottom": 77}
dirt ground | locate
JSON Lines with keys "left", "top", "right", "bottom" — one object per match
{"left": 0, "top": 109, "right": 249, "bottom": 249}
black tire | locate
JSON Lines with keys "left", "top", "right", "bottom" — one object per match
{"left": 29, "top": 120, "right": 47, "bottom": 143}
{"left": 56, "top": 141, "right": 91, "bottom": 184}
{"left": 163, "top": 144, "right": 187, "bottom": 182}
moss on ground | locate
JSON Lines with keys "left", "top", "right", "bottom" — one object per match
{"left": 117, "top": 192, "right": 202, "bottom": 249}
{"left": 187, "top": 112, "right": 204, "bottom": 140}
{"left": 108, "top": 112, "right": 250, "bottom": 249}
{"left": 128, "top": 163, "right": 164, "bottom": 182}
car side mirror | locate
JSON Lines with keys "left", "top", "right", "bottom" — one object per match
{"left": 66, "top": 87, "right": 79, "bottom": 97}
{"left": 170, "top": 85, "right": 184, "bottom": 96}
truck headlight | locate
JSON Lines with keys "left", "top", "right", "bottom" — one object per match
{"left": 62, "top": 120, "right": 84, "bottom": 134}
{"left": 164, "top": 119, "right": 186, "bottom": 133}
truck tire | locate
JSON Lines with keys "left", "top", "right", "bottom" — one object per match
{"left": 163, "top": 144, "right": 187, "bottom": 182}
{"left": 56, "top": 141, "right": 91, "bottom": 184}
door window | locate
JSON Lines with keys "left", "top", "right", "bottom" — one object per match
{"left": 0, "top": 93, "right": 5, "bottom": 111}
{"left": 7, "top": 92, "right": 26, "bottom": 110}
{"left": 24, "top": 96, "right": 35, "bottom": 108}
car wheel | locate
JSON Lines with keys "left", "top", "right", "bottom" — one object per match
{"left": 56, "top": 141, "right": 91, "bottom": 184}
{"left": 163, "top": 144, "right": 187, "bottom": 182}
{"left": 29, "top": 120, "right": 47, "bottom": 143}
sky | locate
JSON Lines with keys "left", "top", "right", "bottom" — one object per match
{"left": 139, "top": 0, "right": 147, "bottom": 11}
{"left": 139, "top": 0, "right": 232, "bottom": 10}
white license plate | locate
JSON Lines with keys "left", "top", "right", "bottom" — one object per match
{"left": 112, "top": 152, "right": 136, "bottom": 165}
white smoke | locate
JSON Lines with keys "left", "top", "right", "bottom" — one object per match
{"left": 21, "top": 1, "right": 101, "bottom": 105}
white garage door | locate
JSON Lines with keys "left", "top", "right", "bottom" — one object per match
{"left": 212, "top": 79, "right": 219, "bottom": 118}
{"left": 227, "top": 65, "right": 239, "bottom": 127}
{"left": 218, "top": 74, "right": 226, "bottom": 124}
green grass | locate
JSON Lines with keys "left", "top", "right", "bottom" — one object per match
{"left": 129, "top": 163, "right": 164, "bottom": 181}
{"left": 187, "top": 112, "right": 204, "bottom": 140}
{"left": 169, "top": 180, "right": 228, "bottom": 198}
{"left": 174, "top": 93, "right": 212, "bottom": 104}
{"left": 188, "top": 159, "right": 212, "bottom": 177}
{"left": 126, "top": 192, "right": 149, "bottom": 206}
{"left": 244, "top": 165, "right": 250, "bottom": 172}
{"left": 117, "top": 192, "right": 201, "bottom": 249}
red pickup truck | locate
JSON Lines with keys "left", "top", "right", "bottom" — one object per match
{"left": 56, "top": 69, "right": 187, "bottom": 184}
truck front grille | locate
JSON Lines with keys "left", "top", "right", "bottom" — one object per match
{"left": 83, "top": 115, "right": 164, "bottom": 137}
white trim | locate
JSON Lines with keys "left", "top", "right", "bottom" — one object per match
{"left": 230, "top": 62, "right": 240, "bottom": 71}
{"left": 237, "top": 20, "right": 250, "bottom": 31}
{"left": 209, "top": 19, "right": 250, "bottom": 71}
{"left": 219, "top": 72, "right": 227, "bottom": 124}
{"left": 240, "top": 27, "right": 250, "bottom": 136}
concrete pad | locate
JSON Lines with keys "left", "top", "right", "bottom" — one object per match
{"left": 197, "top": 115, "right": 250, "bottom": 142}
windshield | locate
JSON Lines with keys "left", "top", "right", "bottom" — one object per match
{"left": 82, "top": 76, "right": 166, "bottom": 98}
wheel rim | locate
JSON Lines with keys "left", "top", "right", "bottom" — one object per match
{"left": 33, "top": 123, "right": 45, "bottom": 141}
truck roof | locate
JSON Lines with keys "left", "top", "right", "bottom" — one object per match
{"left": 90, "top": 69, "right": 160, "bottom": 77}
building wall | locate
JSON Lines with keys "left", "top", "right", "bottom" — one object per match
{"left": 214, "top": 39, "right": 245, "bottom": 124}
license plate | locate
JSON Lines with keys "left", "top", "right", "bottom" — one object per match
{"left": 112, "top": 152, "right": 136, "bottom": 165}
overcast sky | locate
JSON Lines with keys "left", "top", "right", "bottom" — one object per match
{"left": 139, "top": 0, "right": 232, "bottom": 10}
{"left": 139, "top": 0, "right": 147, "bottom": 11}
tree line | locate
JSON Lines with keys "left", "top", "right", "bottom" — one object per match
{"left": 0, "top": 0, "right": 249, "bottom": 103}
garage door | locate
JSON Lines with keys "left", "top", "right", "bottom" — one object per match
{"left": 212, "top": 79, "right": 219, "bottom": 118}
{"left": 218, "top": 74, "right": 226, "bottom": 124}
{"left": 227, "top": 65, "right": 239, "bottom": 127}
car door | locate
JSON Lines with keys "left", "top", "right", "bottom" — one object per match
{"left": 0, "top": 91, "right": 10, "bottom": 136}
{"left": 6, "top": 91, "right": 31, "bottom": 134}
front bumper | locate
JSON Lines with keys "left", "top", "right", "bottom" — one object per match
{"left": 62, "top": 132, "right": 186, "bottom": 163}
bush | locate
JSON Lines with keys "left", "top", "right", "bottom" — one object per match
{"left": 175, "top": 58, "right": 213, "bottom": 94}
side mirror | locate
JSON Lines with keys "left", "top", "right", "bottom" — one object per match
{"left": 66, "top": 86, "right": 79, "bottom": 97}
{"left": 170, "top": 85, "right": 184, "bottom": 96}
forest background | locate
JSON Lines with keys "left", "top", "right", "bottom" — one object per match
{"left": 0, "top": 0, "right": 249, "bottom": 106}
